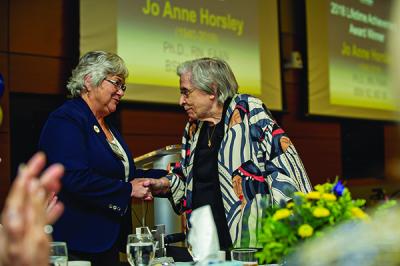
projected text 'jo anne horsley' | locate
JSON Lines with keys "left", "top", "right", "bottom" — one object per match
{"left": 142, "top": 0, "right": 245, "bottom": 36}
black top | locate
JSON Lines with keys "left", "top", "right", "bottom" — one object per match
{"left": 192, "top": 99, "right": 232, "bottom": 251}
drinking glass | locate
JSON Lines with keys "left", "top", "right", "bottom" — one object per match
{"left": 127, "top": 234, "right": 155, "bottom": 266}
{"left": 49, "top": 242, "right": 68, "bottom": 266}
{"left": 231, "top": 248, "right": 258, "bottom": 266}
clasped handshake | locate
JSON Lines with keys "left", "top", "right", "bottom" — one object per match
{"left": 129, "top": 177, "right": 170, "bottom": 200}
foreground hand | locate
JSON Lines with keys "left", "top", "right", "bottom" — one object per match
{"left": 0, "top": 152, "right": 64, "bottom": 266}
{"left": 46, "top": 192, "right": 61, "bottom": 223}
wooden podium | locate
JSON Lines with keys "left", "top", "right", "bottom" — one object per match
{"left": 134, "top": 145, "right": 184, "bottom": 235}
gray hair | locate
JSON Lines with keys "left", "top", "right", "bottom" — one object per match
{"left": 66, "top": 51, "right": 128, "bottom": 97}
{"left": 177, "top": 57, "right": 238, "bottom": 104}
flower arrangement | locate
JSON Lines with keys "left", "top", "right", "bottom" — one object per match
{"left": 257, "top": 180, "right": 368, "bottom": 264}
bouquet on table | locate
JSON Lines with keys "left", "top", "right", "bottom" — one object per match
{"left": 257, "top": 180, "right": 369, "bottom": 264}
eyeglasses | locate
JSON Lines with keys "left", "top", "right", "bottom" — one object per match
{"left": 180, "top": 88, "right": 196, "bottom": 98}
{"left": 104, "top": 79, "right": 126, "bottom": 92}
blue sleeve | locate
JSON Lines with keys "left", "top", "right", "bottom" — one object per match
{"left": 39, "top": 115, "right": 132, "bottom": 216}
{"left": 133, "top": 168, "right": 168, "bottom": 179}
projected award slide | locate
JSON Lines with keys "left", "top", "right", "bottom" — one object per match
{"left": 80, "top": 0, "right": 282, "bottom": 108}
{"left": 118, "top": 0, "right": 261, "bottom": 94}
{"left": 306, "top": 0, "right": 399, "bottom": 121}
{"left": 328, "top": 0, "right": 394, "bottom": 111}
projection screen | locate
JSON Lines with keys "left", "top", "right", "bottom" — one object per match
{"left": 80, "top": 0, "right": 283, "bottom": 109}
{"left": 306, "top": 0, "right": 400, "bottom": 121}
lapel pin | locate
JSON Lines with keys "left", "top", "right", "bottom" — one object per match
{"left": 93, "top": 125, "right": 100, "bottom": 133}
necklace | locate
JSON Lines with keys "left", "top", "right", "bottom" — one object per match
{"left": 207, "top": 124, "right": 216, "bottom": 148}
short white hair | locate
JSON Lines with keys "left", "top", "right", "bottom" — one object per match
{"left": 177, "top": 57, "right": 238, "bottom": 104}
{"left": 66, "top": 51, "right": 128, "bottom": 97}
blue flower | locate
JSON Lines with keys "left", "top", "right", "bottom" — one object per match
{"left": 333, "top": 181, "right": 345, "bottom": 196}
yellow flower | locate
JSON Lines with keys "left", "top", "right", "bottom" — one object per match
{"left": 272, "top": 209, "right": 292, "bottom": 220}
{"left": 286, "top": 202, "right": 295, "bottom": 209}
{"left": 313, "top": 207, "right": 330, "bottom": 217}
{"left": 351, "top": 207, "right": 368, "bottom": 220}
{"left": 298, "top": 224, "right": 314, "bottom": 238}
{"left": 306, "top": 191, "right": 321, "bottom": 200}
{"left": 321, "top": 193, "right": 337, "bottom": 201}
{"left": 294, "top": 191, "right": 305, "bottom": 197}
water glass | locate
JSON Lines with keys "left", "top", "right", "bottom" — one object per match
{"left": 127, "top": 234, "right": 155, "bottom": 266}
{"left": 49, "top": 241, "right": 68, "bottom": 266}
{"left": 231, "top": 248, "right": 258, "bottom": 266}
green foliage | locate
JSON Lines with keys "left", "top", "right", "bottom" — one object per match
{"left": 257, "top": 180, "right": 369, "bottom": 264}
{"left": 373, "top": 199, "right": 397, "bottom": 215}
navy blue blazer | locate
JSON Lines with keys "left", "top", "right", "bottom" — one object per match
{"left": 39, "top": 98, "right": 166, "bottom": 253}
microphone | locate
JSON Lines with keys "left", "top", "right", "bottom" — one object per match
{"left": 164, "top": 232, "right": 186, "bottom": 245}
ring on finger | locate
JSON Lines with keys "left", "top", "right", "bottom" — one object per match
{"left": 43, "top": 224, "right": 53, "bottom": 234}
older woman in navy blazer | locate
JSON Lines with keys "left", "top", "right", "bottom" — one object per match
{"left": 39, "top": 51, "right": 166, "bottom": 266}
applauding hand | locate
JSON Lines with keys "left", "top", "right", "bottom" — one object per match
{"left": 0, "top": 152, "right": 64, "bottom": 266}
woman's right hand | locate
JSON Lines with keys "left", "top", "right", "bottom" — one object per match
{"left": 130, "top": 179, "right": 153, "bottom": 200}
{"left": 149, "top": 177, "right": 170, "bottom": 195}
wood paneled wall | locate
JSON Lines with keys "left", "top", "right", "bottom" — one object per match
{"left": 0, "top": 0, "right": 78, "bottom": 209}
{"left": 1, "top": 0, "right": 399, "bottom": 211}
{"left": 0, "top": 0, "right": 11, "bottom": 209}
{"left": 120, "top": 105, "right": 187, "bottom": 157}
